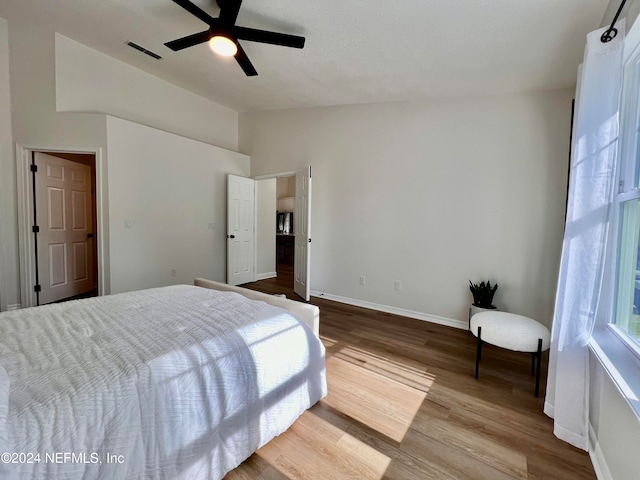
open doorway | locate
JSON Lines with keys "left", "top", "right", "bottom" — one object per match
{"left": 250, "top": 167, "right": 312, "bottom": 301}
{"left": 275, "top": 175, "right": 295, "bottom": 288}
{"left": 253, "top": 175, "right": 295, "bottom": 295}
{"left": 249, "top": 172, "right": 302, "bottom": 301}
{"left": 16, "top": 145, "right": 104, "bottom": 308}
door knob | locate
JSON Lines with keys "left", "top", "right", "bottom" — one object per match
{"left": 228, "top": 235, "right": 235, "bottom": 239}
{"left": 87, "top": 233, "right": 94, "bottom": 238}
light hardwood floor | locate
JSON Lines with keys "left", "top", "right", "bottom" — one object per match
{"left": 227, "top": 264, "right": 596, "bottom": 480}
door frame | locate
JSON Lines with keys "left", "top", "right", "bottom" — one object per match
{"left": 253, "top": 169, "right": 311, "bottom": 296}
{"left": 253, "top": 170, "right": 297, "bottom": 278}
{"left": 15, "top": 144, "right": 108, "bottom": 308}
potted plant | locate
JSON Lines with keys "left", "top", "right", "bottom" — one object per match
{"left": 468, "top": 280, "right": 498, "bottom": 331}
{"left": 469, "top": 280, "right": 498, "bottom": 310}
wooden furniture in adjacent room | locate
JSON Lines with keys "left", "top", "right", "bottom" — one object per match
{"left": 277, "top": 233, "right": 295, "bottom": 265}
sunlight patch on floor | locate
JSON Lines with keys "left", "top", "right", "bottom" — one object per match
{"left": 323, "top": 355, "right": 427, "bottom": 442}
{"left": 334, "top": 344, "right": 436, "bottom": 391}
{"left": 255, "top": 407, "right": 390, "bottom": 479}
{"left": 320, "top": 334, "right": 339, "bottom": 349}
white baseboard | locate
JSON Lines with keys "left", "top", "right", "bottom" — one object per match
{"left": 589, "top": 423, "right": 613, "bottom": 480}
{"left": 255, "top": 272, "right": 277, "bottom": 281}
{"left": 7, "top": 303, "right": 21, "bottom": 311}
{"left": 310, "top": 290, "right": 467, "bottom": 330}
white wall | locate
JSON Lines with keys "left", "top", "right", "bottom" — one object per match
{"left": 3, "top": 18, "right": 108, "bottom": 309}
{"left": 256, "top": 179, "right": 276, "bottom": 279}
{"left": 589, "top": 353, "right": 640, "bottom": 479}
{"left": 0, "top": 18, "right": 14, "bottom": 311}
{"left": 602, "top": 0, "right": 640, "bottom": 30}
{"left": 55, "top": 34, "right": 238, "bottom": 152}
{"left": 8, "top": 21, "right": 108, "bottom": 157}
{"left": 0, "top": 17, "right": 241, "bottom": 308}
{"left": 276, "top": 176, "right": 295, "bottom": 203}
{"left": 106, "top": 116, "right": 249, "bottom": 293}
{"left": 240, "top": 90, "right": 572, "bottom": 327}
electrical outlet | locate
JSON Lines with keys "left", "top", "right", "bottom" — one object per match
{"left": 359, "top": 275, "right": 366, "bottom": 286}
{"left": 394, "top": 280, "right": 401, "bottom": 291}
{"left": 171, "top": 269, "right": 177, "bottom": 277}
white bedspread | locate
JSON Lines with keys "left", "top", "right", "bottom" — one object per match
{"left": 0, "top": 285, "right": 327, "bottom": 479}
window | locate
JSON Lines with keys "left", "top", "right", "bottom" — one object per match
{"left": 615, "top": 198, "right": 640, "bottom": 346}
{"left": 614, "top": 41, "right": 640, "bottom": 353}
{"left": 584, "top": 24, "right": 640, "bottom": 425}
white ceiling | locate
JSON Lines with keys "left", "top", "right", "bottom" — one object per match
{"left": 0, "top": 0, "right": 610, "bottom": 112}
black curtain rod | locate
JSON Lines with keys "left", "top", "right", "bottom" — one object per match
{"left": 601, "top": 0, "right": 628, "bottom": 42}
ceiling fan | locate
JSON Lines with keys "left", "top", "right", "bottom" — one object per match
{"left": 164, "top": 0, "right": 306, "bottom": 76}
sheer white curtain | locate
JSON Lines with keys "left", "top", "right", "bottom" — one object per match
{"left": 544, "top": 22, "right": 625, "bottom": 451}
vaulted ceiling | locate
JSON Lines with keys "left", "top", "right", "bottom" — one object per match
{"left": 0, "top": 0, "right": 610, "bottom": 112}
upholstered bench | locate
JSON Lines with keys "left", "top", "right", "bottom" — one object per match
{"left": 470, "top": 311, "right": 551, "bottom": 397}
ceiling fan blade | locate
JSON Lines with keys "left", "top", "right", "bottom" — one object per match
{"left": 219, "top": 0, "right": 243, "bottom": 25}
{"left": 234, "top": 43, "right": 258, "bottom": 76}
{"left": 233, "top": 26, "right": 305, "bottom": 49}
{"left": 171, "top": 0, "right": 216, "bottom": 26}
{"left": 165, "top": 29, "right": 213, "bottom": 51}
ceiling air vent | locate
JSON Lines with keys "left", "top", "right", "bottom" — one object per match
{"left": 126, "top": 41, "right": 162, "bottom": 60}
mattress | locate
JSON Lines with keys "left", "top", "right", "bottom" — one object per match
{"left": 0, "top": 285, "right": 327, "bottom": 479}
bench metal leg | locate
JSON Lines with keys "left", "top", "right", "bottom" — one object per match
{"left": 475, "top": 326, "right": 482, "bottom": 379}
{"left": 534, "top": 338, "right": 542, "bottom": 397}
{"left": 531, "top": 352, "right": 536, "bottom": 375}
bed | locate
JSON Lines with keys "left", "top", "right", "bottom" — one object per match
{"left": 0, "top": 279, "right": 326, "bottom": 479}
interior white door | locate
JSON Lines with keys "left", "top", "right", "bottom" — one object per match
{"left": 294, "top": 166, "right": 312, "bottom": 300}
{"left": 227, "top": 174, "right": 256, "bottom": 285}
{"left": 35, "top": 153, "right": 94, "bottom": 304}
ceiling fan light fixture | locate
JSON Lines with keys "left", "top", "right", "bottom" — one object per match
{"left": 165, "top": 0, "right": 306, "bottom": 76}
{"left": 209, "top": 35, "right": 237, "bottom": 57}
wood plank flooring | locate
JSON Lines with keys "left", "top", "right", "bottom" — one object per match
{"left": 227, "top": 265, "right": 596, "bottom": 480}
